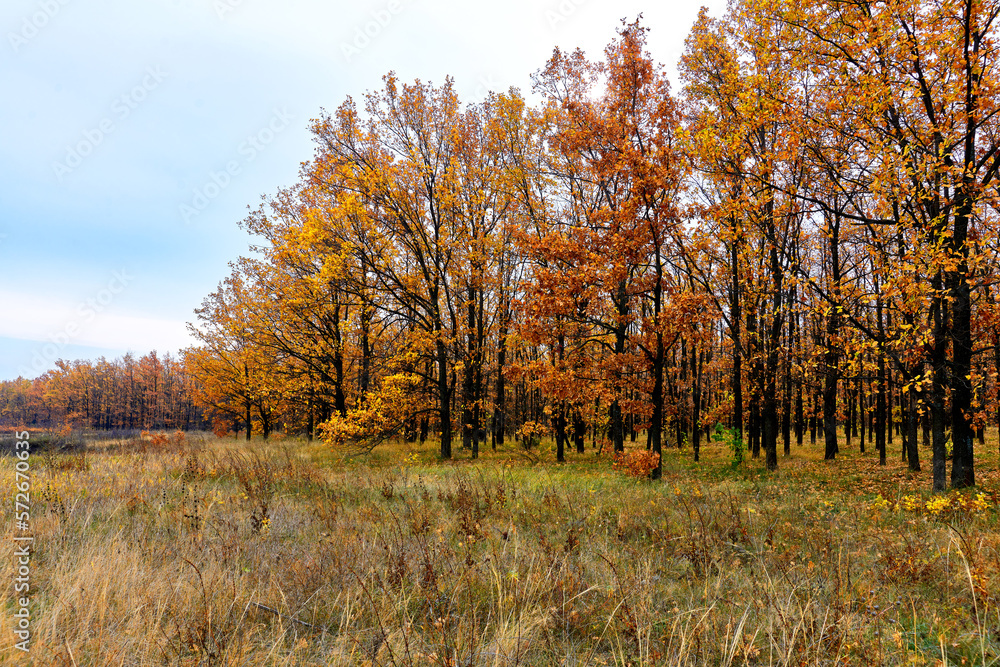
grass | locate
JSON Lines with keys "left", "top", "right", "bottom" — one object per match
{"left": 1, "top": 428, "right": 998, "bottom": 665}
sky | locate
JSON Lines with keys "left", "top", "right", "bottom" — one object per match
{"left": 0, "top": 0, "right": 725, "bottom": 381}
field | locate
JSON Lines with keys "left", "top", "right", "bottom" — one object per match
{"left": 2, "top": 430, "right": 999, "bottom": 666}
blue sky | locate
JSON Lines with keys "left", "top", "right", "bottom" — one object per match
{"left": 0, "top": 0, "right": 724, "bottom": 381}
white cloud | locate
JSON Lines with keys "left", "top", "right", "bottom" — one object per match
{"left": 0, "top": 289, "right": 195, "bottom": 354}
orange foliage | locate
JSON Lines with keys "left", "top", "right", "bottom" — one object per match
{"left": 611, "top": 449, "right": 661, "bottom": 479}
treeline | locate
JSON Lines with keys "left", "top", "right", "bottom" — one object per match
{"left": 0, "top": 352, "right": 207, "bottom": 432}
{"left": 187, "top": 1, "right": 1000, "bottom": 490}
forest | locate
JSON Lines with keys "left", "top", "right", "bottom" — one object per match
{"left": 0, "top": 0, "right": 996, "bottom": 503}
{"left": 176, "top": 0, "right": 1000, "bottom": 492}
{"left": 0, "top": 352, "right": 206, "bottom": 432}
{"left": 5, "top": 1, "right": 1000, "bottom": 491}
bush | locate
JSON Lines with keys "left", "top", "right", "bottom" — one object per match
{"left": 715, "top": 425, "right": 744, "bottom": 469}
{"left": 519, "top": 421, "right": 544, "bottom": 450}
{"left": 612, "top": 449, "right": 660, "bottom": 478}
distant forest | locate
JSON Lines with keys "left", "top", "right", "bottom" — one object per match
{"left": 0, "top": 352, "right": 207, "bottom": 432}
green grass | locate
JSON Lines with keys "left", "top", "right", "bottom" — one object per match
{"left": 1, "top": 428, "right": 998, "bottom": 665}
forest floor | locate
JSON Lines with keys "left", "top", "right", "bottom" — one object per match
{"left": 1, "top": 428, "right": 999, "bottom": 666}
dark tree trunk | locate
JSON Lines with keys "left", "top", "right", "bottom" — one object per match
{"left": 762, "top": 206, "right": 783, "bottom": 472}
{"left": 609, "top": 279, "right": 628, "bottom": 453}
{"left": 747, "top": 303, "right": 761, "bottom": 459}
{"left": 573, "top": 409, "right": 586, "bottom": 454}
{"left": 858, "top": 383, "right": 865, "bottom": 453}
{"left": 995, "top": 314, "right": 1000, "bottom": 457}
{"left": 810, "top": 389, "right": 817, "bottom": 445}
{"left": 493, "top": 319, "right": 508, "bottom": 450}
{"left": 906, "top": 385, "right": 920, "bottom": 471}
{"left": 554, "top": 402, "right": 566, "bottom": 462}
{"left": 782, "top": 340, "right": 791, "bottom": 456}
{"left": 692, "top": 346, "right": 704, "bottom": 463}
{"left": 462, "top": 285, "right": 483, "bottom": 459}
{"left": 823, "top": 364, "right": 839, "bottom": 461}
{"left": 437, "top": 338, "right": 452, "bottom": 459}
{"left": 679, "top": 338, "right": 690, "bottom": 455}
{"left": 823, "top": 213, "right": 841, "bottom": 461}
{"left": 650, "top": 318, "right": 665, "bottom": 478}
{"left": 949, "top": 235, "right": 975, "bottom": 488}
{"left": 875, "top": 295, "right": 887, "bottom": 466}
{"left": 930, "top": 271, "right": 949, "bottom": 491}
{"left": 729, "top": 228, "right": 744, "bottom": 448}
{"left": 785, "top": 284, "right": 796, "bottom": 454}
{"left": 949, "top": 80, "right": 979, "bottom": 488}
{"left": 845, "top": 384, "right": 853, "bottom": 452}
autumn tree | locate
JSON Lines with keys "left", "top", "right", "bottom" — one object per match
{"left": 305, "top": 75, "right": 524, "bottom": 458}
{"left": 519, "top": 19, "right": 687, "bottom": 468}
{"left": 761, "top": 0, "right": 1000, "bottom": 488}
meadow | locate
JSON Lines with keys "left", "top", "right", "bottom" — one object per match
{"left": 1, "top": 429, "right": 998, "bottom": 666}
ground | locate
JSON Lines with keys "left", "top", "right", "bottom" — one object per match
{"left": 1, "top": 428, "right": 998, "bottom": 665}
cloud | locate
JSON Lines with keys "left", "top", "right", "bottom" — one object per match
{"left": 0, "top": 289, "right": 195, "bottom": 354}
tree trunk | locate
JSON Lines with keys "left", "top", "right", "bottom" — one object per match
{"left": 930, "top": 271, "right": 948, "bottom": 491}
{"left": 747, "top": 303, "right": 761, "bottom": 459}
{"left": 437, "top": 338, "right": 452, "bottom": 459}
{"left": 906, "top": 384, "right": 920, "bottom": 471}
{"left": 692, "top": 346, "right": 704, "bottom": 463}
{"left": 823, "top": 213, "right": 841, "bottom": 461}
{"left": 729, "top": 228, "right": 744, "bottom": 447}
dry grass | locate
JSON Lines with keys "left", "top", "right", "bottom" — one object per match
{"left": 0, "top": 429, "right": 998, "bottom": 665}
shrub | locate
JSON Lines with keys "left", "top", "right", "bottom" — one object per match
{"left": 519, "top": 421, "right": 544, "bottom": 449}
{"left": 715, "top": 425, "right": 744, "bottom": 469}
{"left": 612, "top": 449, "right": 660, "bottom": 478}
